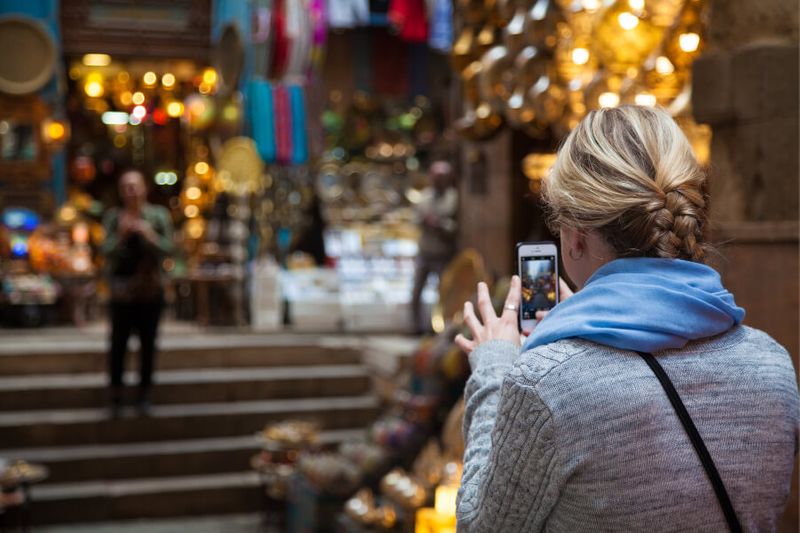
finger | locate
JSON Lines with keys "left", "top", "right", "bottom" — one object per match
{"left": 559, "top": 278, "right": 574, "bottom": 301}
{"left": 463, "top": 302, "right": 484, "bottom": 342}
{"left": 535, "top": 310, "right": 548, "bottom": 321}
{"left": 454, "top": 333, "right": 475, "bottom": 354}
{"left": 476, "top": 282, "right": 495, "bottom": 324}
{"left": 501, "top": 275, "right": 522, "bottom": 320}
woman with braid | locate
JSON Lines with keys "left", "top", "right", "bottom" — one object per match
{"left": 454, "top": 106, "right": 798, "bottom": 531}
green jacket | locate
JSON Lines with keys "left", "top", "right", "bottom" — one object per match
{"left": 100, "top": 204, "right": 174, "bottom": 277}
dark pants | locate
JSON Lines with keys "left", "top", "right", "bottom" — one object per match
{"left": 109, "top": 299, "right": 163, "bottom": 390}
{"left": 411, "top": 255, "right": 450, "bottom": 333}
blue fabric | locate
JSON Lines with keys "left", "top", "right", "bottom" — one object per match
{"left": 429, "top": 0, "right": 453, "bottom": 52}
{"left": 248, "top": 78, "right": 276, "bottom": 162}
{"left": 288, "top": 84, "right": 308, "bottom": 165}
{"left": 522, "top": 258, "right": 745, "bottom": 353}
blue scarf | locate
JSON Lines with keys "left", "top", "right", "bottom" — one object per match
{"left": 521, "top": 258, "right": 745, "bottom": 353}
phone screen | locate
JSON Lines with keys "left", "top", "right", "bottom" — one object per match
{"left": 520, "top": 255, "right": 557, "bottom": 320}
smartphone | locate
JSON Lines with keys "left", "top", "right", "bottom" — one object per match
{"left": 517, "top": 241, "right": 559, "bottom": 332}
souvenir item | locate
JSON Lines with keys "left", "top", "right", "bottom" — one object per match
{"left": 217, "top": 137, "right": 264, "bottom": 194}
{"left": 249, "top": 79, "right": 277, "bottom": 162}
{"left": 212, "top": 23, "right": 245, "bottom": 97}
{"left": 0, "top": 15, "right": 56, "bottom": 95}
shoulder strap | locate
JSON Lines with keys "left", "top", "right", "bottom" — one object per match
{"left": 636, "top": 351, "right": 743, "bottom": 533}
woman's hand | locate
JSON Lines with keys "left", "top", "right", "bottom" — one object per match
{"left": 455, "top": 276, "right": 522, "bottom": 355}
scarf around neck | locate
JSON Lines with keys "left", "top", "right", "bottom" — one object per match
{"left": 521, "top": 258, "right": 745, "bottom": 354}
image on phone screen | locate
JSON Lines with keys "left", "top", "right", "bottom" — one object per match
{"left": 520, "top": 256, "right": 557, "bottom": 320}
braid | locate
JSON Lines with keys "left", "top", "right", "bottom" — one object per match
{"left": 641, "top": 185, "right": 707, "bottom": 261}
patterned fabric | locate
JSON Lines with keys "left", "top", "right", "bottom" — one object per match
{"left": 458, "top": 329, "right": 799, "bottom": 531}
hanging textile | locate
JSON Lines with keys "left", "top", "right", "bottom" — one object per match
{"left": 428, "top": 0, "right": 452, "bottom": 52}
{"left": 388, "top": 0, "right": 429, "bottom": 43}
{"left": 249, "top": 79, "right": 277, "bottom": 162}
{"left": 274, "top": 84, "right": 293, "bottom": 164}
{"left": 327, "top": 0, "right": 369, "bottom": 29}
{"left": 288, "top": 84, "right": 309, "bottom": 164}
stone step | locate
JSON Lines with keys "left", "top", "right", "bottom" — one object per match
{"left": 27, "top": 471, "right": 265, "bottom": 525}
{"left": 0, "top": 336, "right": 362, "bottom": 376}
{"left": 0, "top": 365, "right": 371, "bottom": 411}
{"left": 0, "top": 396, "right": 379, "bottom": 448}
{"left": 0, "top": 429, "right": 366, "bottom": 484}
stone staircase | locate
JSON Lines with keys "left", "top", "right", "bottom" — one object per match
{"left": 0, "top": 335, "right": 379, "bottom": 525}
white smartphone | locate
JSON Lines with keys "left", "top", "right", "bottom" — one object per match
{"left": 517, "top": 241, "right": 559, "bottom": 332}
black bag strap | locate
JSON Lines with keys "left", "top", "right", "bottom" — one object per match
{"left": 636, "top": 351, "right": 743, "bottom": 533}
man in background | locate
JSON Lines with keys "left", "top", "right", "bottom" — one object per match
{"left": 100, "top": 169, "right": 173, "bottom": 416}
{"left": 411, "top": 160, "right": 458, "bottom": 334}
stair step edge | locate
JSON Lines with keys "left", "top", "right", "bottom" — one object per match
{"left": 0, "top": 428, "right": 368, "bottom": 461}
{"left": 0, "top": 395, "right": 379, "bottom": 427}
{"left": 32, "top": 471, "right": 261, "bottom": 501}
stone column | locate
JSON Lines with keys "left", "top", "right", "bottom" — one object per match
{"left": 692, "top": 2, "right": 799, "bottom": 530}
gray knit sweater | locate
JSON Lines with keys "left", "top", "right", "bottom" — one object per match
{"left": 457, "top": 326, "right": 799, "bottom": 532}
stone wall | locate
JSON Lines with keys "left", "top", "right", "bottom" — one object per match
{"left": 692, "top": 1, "right": 799, "bottom": 530}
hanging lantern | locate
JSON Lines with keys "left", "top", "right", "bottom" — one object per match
{"left": 478, "top": 46, "right": 513, "bottom": 113}
{"left": 525, "top": 0, "right": 568, "bottom": 51}
{"left": 641, "top": 52, "right": 685, "bottom": 104}
{"left": 451, "top": 28, "right": 477, "bottom": 72}
{"left": 505, "top": 45, "right": 547, "bottom": 132}
{"left": 663, "top": 0, "right": 706, "bottom": 71}
{"left": 528, "top": 64, "right": 567, "bottom": 124}
{"left": 591, "top": 0, "right": 664, "bottom": 76}
{"left": 503, "top": 0, "right": 528, "bottom": 54}
{"left": 584, "top": 69, "right": 624, "bottom": 110}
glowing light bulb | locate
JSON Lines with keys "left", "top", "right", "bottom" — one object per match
{"left": 143, "top": 71, "right": 157, "bottom": 86}
{"left": 82, "top": 53, "right": 111, "bottom": 67}
{"left": 184, "top": 205, "right": 199, "bottom": 218}
{"left": 120, "top": 91, "right": 133, "bottom": 106}
{"left": 202, "top": 68, "right": 217, "bottom": 85}
{"left": 655, "top": 56, "right": 675, "bottom": 74}
{"left": 194, "top": 161, "right": 209, "bottom": 175}
{"left": 679, "top": 32, "right": 700, "bottom": 53}
{"left": 162, "top": 73, "right": 176, "bottom": 88}
{"left": 84, "top": 72, "right": 105, "bottom": 98}
{"left": 598, "top": 92, "right": 620, "bottom": 108}
{"left": 572, "top": 47, "right": 590, "bottom": 65}
{"left": 132, "top": 105, "right": 147, "bottom": 119}
{"left": 132, "top": 91, "right": 145, "bottom": 105}
{"left": 84, "top": 81, "right": 103, "bottom": 98}
{"left": 185, "top": 186, "right": 202, "bottom": 200}
{"left": 628, "top": 0, "right": 644, "bottom": 11}
{"left": 634, "top": 92, "right": 657, "bottom": 106}
{"left": 166, "top": 101, "right": 184, "bottom": 118}
{"left": 618, "top": 12, "right": 639, "bottom": 30}
{"left": 44, "top": 121, "right": 66, "bottom": 142}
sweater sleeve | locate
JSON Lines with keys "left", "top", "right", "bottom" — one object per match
{"left": 99, "top": 209, "right": 122, "bottom": 259}
{"left": 457, "top": 340, "right": 562, "bottom": 532}
{"left": 147, "top": 207, "right": 174, "bottom": 257}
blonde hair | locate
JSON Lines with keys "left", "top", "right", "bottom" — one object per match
{"left": 544, "top": 105, "right": 709, "bottom": 262}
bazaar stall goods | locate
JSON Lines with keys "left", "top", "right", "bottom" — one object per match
{"left": 252, "top": 421, "right": 321, "bottom": 500}
{"left": 451, "top": 0, "right": 711, "bottom": 174}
